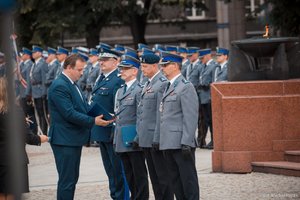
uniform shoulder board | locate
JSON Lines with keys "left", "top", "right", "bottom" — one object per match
{"left": 182, "top": 79, "right": 190, "bottom": 84}
{"left": 159, "top": 77, "right": 167, "bottom": 82}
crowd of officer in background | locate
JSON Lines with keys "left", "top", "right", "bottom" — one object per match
{"left": 0, "top": 42, "right": 229, "bottom": 200}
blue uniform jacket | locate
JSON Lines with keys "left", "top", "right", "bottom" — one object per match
{"left": 90, "top": 69, "right": 124, "bottom": 142}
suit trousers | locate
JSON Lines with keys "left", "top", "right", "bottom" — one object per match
{"left": 163, "top": 149, "right": 199, "bottom": 200}
{"left": 34, "top": 97, "right": 48, "bottom": 135}
{"left": 99, "top": 142, "right": 126, "bottom": 200}
{"left": 51, "top": 144, "right": 82, "bottom": 200}
{"left": 19, "top": 98, "right": 38, "bottom": 134}
{"left": 143, "top": 148, "right": 173, "bottom": 200}
{"left": 120, "top": 151, "right": 149, "bottom": 200}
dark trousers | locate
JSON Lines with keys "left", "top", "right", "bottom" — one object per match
{"left": 163, "top": 149, "right": 199, "bottom": 200}
{"left": 202, "top": 103, "right": 213, "bottom": 145}
{"left": 197, "top": 103, "right": 208, "bottom": 147}
{"left": 143, "top": 148, "right": 173, "bottom": 200}
{"left": 19, "top": 98, "right": 37, "bottom": 134}
{"left": 120, "top": 151, "right": 149, "bottom": 200}
{"left": 51, "top": 144, "right": 82, "bottom": 200}
{"left": 99, "top": 142, "right": 126, "bottom": 200}
{"left": 34, "top": 97, "right": 48, "bottom": 135}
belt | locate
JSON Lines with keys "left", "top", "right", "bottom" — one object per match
{"left": 198, "top": 85, "right": 210, "bottom": 90}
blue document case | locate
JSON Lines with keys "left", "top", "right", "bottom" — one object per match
{"left": 87, "top": 102, "right": 113, "bottom": 120}
{"left": 121, "top": 125, "right": 137, "bottom": 147}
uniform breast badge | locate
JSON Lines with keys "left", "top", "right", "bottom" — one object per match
{"left": 159, "top": 102, "right": 163, "bottom": 112}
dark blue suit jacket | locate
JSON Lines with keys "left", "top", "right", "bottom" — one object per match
{"left": 48, "top": 73, "right": 94, "bottom": 146}
{"left": 90, "top": 69, "right": 124, "bottom": 142}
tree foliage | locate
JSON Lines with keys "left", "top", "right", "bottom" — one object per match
{"left": 265, "top": 0, "right": 300, "bottom": 36}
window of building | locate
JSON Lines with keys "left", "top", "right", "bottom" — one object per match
{"left": 245, "top": 0, "right": 265, "bottom": 17}
{"left": 185, "top": 0, "right": 206, "bottom": 20}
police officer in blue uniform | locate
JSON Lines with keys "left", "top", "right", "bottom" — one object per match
{"left": 137, "top": 53, "right": 173, "bottom": 200}
{"left": 114, "top": 55, "right": 149, "bottom": 200}
{"left": 199, "top": 49, "right": 219, "bottom": 149}
{"left": 89, "top": 47, "right": 127, "bottom": 200}
{"left": 29, "top": 45, "right": 48, "bottom": 135}
{"left": 159, "top": 52, "right": 199, "bottom": 200}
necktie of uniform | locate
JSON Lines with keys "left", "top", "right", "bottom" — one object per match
{"left": 123, "top": 84, "right": 127, "bottom": 95}
{"left": 186, "top": 63, "right": 193, "bottom": 80}
{"left": 95, "top": 73, "right": 105, "bottom": 87}
{"left": 165, "top": 82, "right": 171, "bottom": 92}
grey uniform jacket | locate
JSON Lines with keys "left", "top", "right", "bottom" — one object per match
{"left": 28, "top": 58, "right": 48, "bottom": 98}
{"left": 114, "top": 80, "right": 142, "bottom": 153}
{"left": 45, "top": 59, "right": 60, "bottom": 88}
{"left": 199, "top": 60, "right": 218, "bottom": 104}
{"left": 213, "top": 62, "right": 228, "bottom": 82}
{"left": 159, "top": 75, "right": 199, "bottom": 150}
{"left": 137, "top": 72, "right": 168, "bottom": 148}
{"left": 19, "top": 60, "right": 33, "bottom": 98}
{"left": 181, "top": 59, "right": 190, "bottom": 78}
{"left": 186, "top": 60, "right": 202, "bottom": 90}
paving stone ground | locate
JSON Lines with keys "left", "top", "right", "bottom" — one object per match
{"left": 23, "top": 143, "right": 300, "bottom": 200}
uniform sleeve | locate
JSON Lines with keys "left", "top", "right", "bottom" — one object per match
{"left": 180, "top": 84, "right": 199, "bottom": 146}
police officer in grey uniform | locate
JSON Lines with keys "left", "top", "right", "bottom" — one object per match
{"left": 28, "top": 45, "right": 48, "bottom": 135}
{"left": 213, "top": 47, "right": 229, "bottom": 82}
{"left": 85, "top": 48, "right": 100, "bottom": 100}
{"left": 199, "top": 49, "right": 219, "bottom": 149}
{"left": 159, "top": 52, "right": 199, "bottom": 200}
{"left": 45, "top": 47, "right": 60, "bottom": 91}
{"left": 55, "top": 47, "right": 69, "bottom": 78}
{"left": 18, "top": 48, "right": 38, "bottom": 134}
{"left": 178, "top": 46, "right": 190, "bottom": 77}
{"left": 114, "top": 55, "right": 149, "bottom": 200}
{"left": 137, "top": 53, "right": 173, "bottom": 200}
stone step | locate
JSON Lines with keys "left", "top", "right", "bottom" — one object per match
{"left": 285, "top": 151, "right": 300, "bottom": 163}
{"left": 251, "top": 161, "right": 300, "bottom": 177}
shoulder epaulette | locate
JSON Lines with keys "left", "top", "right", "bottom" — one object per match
{"left": 159, "top": 77, "right": 167, "bottom": 82}
{"left": 182, "top": 79, "right": 190, "bottom": 84}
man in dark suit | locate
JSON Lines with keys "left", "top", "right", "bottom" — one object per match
{"left": 48, "top": 54, "right": 112, "bottom": 200}
{"left": 89, "top": 47, "right": 127, "bottom": 200}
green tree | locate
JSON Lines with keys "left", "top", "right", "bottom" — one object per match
{"left": 16, "top": 0, "right": 117, "bottom": 48}
{"left": 114, "top": 0, "right": 207, "bottom": 48}
{"left": 264, "top": 0, "right": 300, "bottom": 36}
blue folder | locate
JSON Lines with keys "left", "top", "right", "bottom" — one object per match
{"left": 121, "top": 125, "right": 137, "bottom": 147}
{"left": 87, "top": 102, "right": 113, "bottom": 120}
